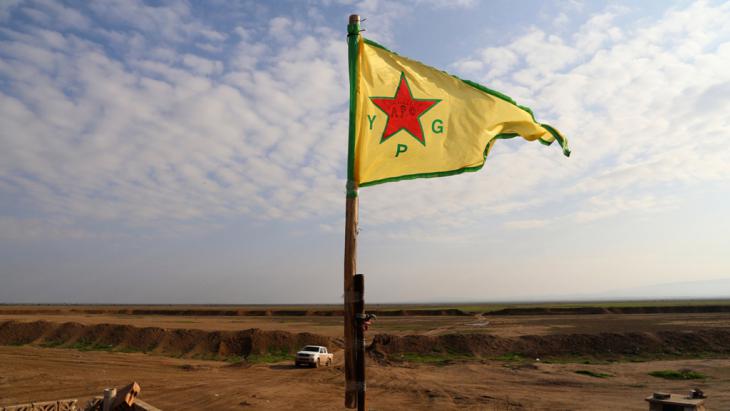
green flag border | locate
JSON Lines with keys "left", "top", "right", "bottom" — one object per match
{"left": 355, "top": 38, "right": 570, "bottom": 189}
{"left": 346, "top": 21, "right": 360, "bottom": 197}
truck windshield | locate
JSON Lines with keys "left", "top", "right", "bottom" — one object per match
{"left": 303, "top": 346, "right": 320, "bottom": 352}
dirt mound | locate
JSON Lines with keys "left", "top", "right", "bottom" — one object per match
{"left": 3, "top": 320, "right": 729, "bottom": 363}
{"left": 368, "top": 329, "right": 730, "bottom": 359}
{"left": 0, "top": 320, "right": 333, "bottom": 359}
{"left": 0, "top": 319, "right": 55, "bottom": 344}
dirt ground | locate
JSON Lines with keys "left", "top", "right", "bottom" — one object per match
{"left": 1, "top": 346, "right": 729, "bottom": 410}
{"left": 1, "top": 308, "right": 730, "bottom": 410}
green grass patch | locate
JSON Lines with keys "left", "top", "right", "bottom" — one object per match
{"left": 575, "top": 370, "right": 613, "bottom": 378}
{"left": 69, "top": 340, "right": 114, "bottom": 352}
{"left": 192, "top": 352, "right": 223, "bottom": 361}
{"left": 246, "top": 349, "right": 291, "bottom": 364}
{"left": 494, "top": 353, "right": 524, "bottom": 362}
{"left": 34, "top": 340, "right": 147, "bottom": 353}
{"left": 224, "top": 355, "right": 245, "bottom": 364}
{"left": 542, "top": 356, "right": 614, "bottom": 365}
{"left": 648, "top": 370, "right": 706, "bottom": 380}
{"left": 179, "top": 363, "right": 212, "bottom": 371}
{"left": 188, "top": 349, "right": 292, "bottom": 364}
{"left": 397, "top": 352, "right": 473, "bottom": 365}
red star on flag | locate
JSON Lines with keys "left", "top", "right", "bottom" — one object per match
{"left": 370, "top": 73, "right": 440, "bottom": 145}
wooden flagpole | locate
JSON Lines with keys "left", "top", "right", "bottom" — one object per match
{"left": 344, "top": 13, "right": 361, "bottom": 410}
{"left": 343, "top": 188, "right": 358, "bottom": 408}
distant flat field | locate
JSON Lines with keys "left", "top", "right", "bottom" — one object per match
{"left": 2, "top": 302, "right": 730, "bottom": 337}
{"left": 3, "top": 299, "right": 730, "bottom": 313}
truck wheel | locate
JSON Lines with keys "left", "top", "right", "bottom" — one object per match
{"left": 315, "top": 358, "right": 321, "bottom": 368}
{"left": 326, "top": 359, "right": 332, "bottom": 367}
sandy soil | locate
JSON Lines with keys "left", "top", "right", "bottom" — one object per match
{"left": 1, "top": 345, "right": 729, "bottom": 410}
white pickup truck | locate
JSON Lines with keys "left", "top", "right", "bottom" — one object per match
{"left": 295, "top": 345, "right": 333, "bottom": 368}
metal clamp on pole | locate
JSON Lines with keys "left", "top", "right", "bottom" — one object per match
{"left": 346, "top": 180, "right": 359, "bottom": 198}
{"left": 355, "top": 312, "right": 376, "bottom": 331}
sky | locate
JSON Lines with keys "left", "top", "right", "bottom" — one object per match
{"left": 0, "top": 0, "right": 729, "bottom": 304}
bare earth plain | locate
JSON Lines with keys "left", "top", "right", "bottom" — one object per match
{"left": 1, "top": 303, "right": 730, "bottom": 410}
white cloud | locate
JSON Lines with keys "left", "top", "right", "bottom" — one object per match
{"left": 85, "top": 0, "right": 227, "bottom": 52}
{"left": 504, "top": 219, "right": 550, "bottom": 230}
{"left": 0, "top": 217, "right": 95, "bottom": 241}
{"left": 449, "top": 1, "right": 730, "bottom": 226}
{"left": 0, "top": 0, "right": 21, "bottom": 21}
{"left": 268, "top": 16, "right": 294, "bottom": 42}
{"left": 417, "top": 0, "right": 476, "bottom": 9}
{"left": 18, "top": 0, "right": 90, "bottom": 29}
{"left": 574, "top": 6, "right": 626, "bottom": 53}
{"left": 0, "top": 2, "right": 350, "bottom": 237}
{"left": 181, "top": 53, "right": 223, "bottom": 76}
{"left": 1, "top": 1, "right": 730, "bottom": 244}
{"left": 573, "top": 194, "right": 677, "bottom": 223}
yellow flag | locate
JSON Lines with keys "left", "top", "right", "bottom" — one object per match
{"left": 349, "top": 37, "right": 570, "bottom": 188}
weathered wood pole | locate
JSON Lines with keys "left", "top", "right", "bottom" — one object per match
{"left": 354, "top": 274, "right": 366, "bottom": 411}
{"left": 343, "top": 190, "right": 358, "bottom": 408}
{"left": 344, "top": 13, "right": 361, "bottom": 409}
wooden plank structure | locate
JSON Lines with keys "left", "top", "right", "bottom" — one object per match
{"left": 1, "top": 383, "right": 158, "bottom": 411}
{"left": 85, "top": 382, "right": 159, "bottom": 411}
{"left": 645, "top": 392, "right": 706, "bottom": 411}
{"left": 0, "top": 400, "right": 77, "bottom": 411}
{"left": 86, "top": 398, "right": 160, "bottom": 411}
{"left": 111, "top": 383, "right": 140, "bottom": 410}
